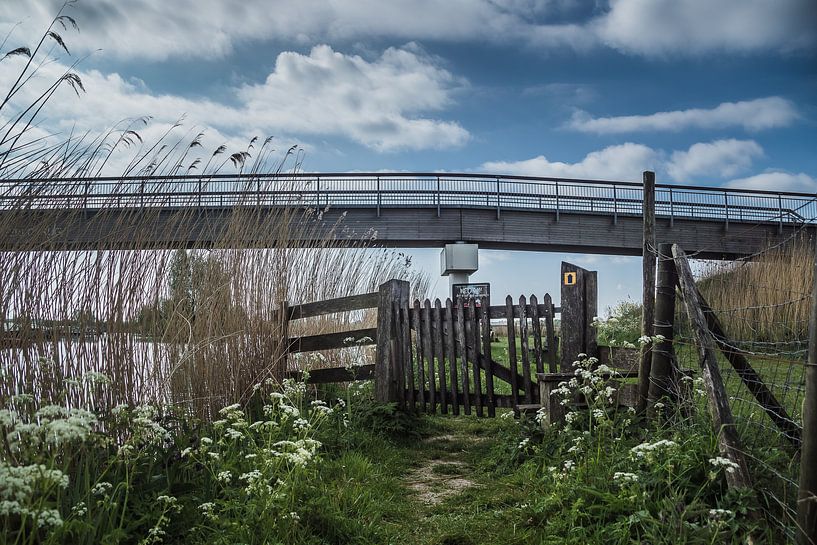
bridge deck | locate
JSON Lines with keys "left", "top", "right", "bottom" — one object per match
{"left": 1, "top": 173, "right": 814, "bottom": 257}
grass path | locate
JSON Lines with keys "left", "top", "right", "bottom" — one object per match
{"left": 377, "top": 415, "right": 543, "bottom": 545}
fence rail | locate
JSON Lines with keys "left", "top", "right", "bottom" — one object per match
{"left": 2, "top": 173, "right": 815, "bottom": 227}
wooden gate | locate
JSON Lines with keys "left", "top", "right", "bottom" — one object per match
{"left": 383, "top": 290, "right": 559, "bottom": 416}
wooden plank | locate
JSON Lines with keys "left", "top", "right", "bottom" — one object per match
{"left": 529, "top": 294, "right": 544, "bottom": 374}
{"left": 505, "top": 295, "right": 520, "bottom": 414}
{"left": 392, "top": 300, "right": 406, "bottom": 409}
{"left": 480, "top": 296, "right": 496, "bottom": 417}
{"left": 288, "top": 291, "right": 379, "bottom": 320}
{"left": 647, "top": 242, "right": 678, "bottom": 416}
{"left": 411, "top": 390, "right": 517, "bottom": 410}
{"left": 445, "top": 298, "right": 460, "bottom": 415}
{"left": 413, "top": 300, "right": 426, "bottom": 412}
{"left": 375, "top": 280, "right": 403, "bottom": 403}
{"left": 288, "top": 327, "right": 377, "bottom": 354}
{"left": 484, "top": 303, "right": 550, "bottom": 320}
{"left": 673, "top": 245, "right": 753, "bottom": 491}
{"left": 543, "top": 294, "right": 557, "bottom": 373}
{"left": 560, "top": 262, "right": 585, "bottom": 371}
{"left": 422, "top": 299, "right": 436, "bottom": 413}
{"left": 400, "top": 301, "right": 415, "bottom": 412}
{"left": 518, "top": 295, "right": 533, "bottom": 404}
{"left": 584, "top": 271, "right": 598, "bottom": 358}
{"left": 479, "top": 354, "right": 535, "bottom": 393}
{"left": 456, "top": 301, "right": 471, "bottom": 415}
{"left": 278, "top": 301, "right": 289, "bottom": 377}
{"left": 696, "top": 286, "right": 801, "bottom": 447}
{"left": 291, "top": 364, "right": 375, "bottom": 384}
{"left": 467, "top": 303, "right": 483, "bottom": 417}
{"left": 638, "top": 171, "right": 657, "bottom": 413}
{"left": 798, "top": 234, "right": 817, "bottom": 545}
{"left": 434, "top": 299, "right": 448, "bottom": 414}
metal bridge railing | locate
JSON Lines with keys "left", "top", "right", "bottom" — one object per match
{"left": 0, "top": 173, "right": 814, "bottom": 227}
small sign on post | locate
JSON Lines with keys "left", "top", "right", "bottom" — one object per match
{"left": 453, "top": 283, "right": 490, "bottom": 306}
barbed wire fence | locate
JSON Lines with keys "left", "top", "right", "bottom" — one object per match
{"left": 669, "top": 232, "right": 815, "bottom": 543}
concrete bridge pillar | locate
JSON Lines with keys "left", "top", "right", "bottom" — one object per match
{"left": 440, "top": 242, "right": 478, "bottom": 299}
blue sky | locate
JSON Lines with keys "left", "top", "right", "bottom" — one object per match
{"left": 2, "top": 0, "right": 816, "bottom": 313}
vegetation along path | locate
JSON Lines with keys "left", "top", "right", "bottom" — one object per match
{"left": 339, "top": 412, "right": 545, "bottom": 545}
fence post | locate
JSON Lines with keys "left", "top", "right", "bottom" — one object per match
{"left": 647, "top": 243, "right": 677, "bottom": 416}
{"left": 797, "top": 235, "right": 817, "bottom": 545}
{"left": 377, "top": 175, "right": 381, "bottom": 218}
{"left": 278, "top": 301, "right": 290, "bottom": 380}
{"left": 638, "top": 171, "right": 657, "bottom": 413}
{"left": 375, "top": 279, "right": 407, "bottom": 404}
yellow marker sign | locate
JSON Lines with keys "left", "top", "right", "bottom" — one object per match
{"left": 563, "top": 271, "right": 577, "bottom": 286}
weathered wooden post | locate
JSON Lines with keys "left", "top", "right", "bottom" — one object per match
{"left": 278, "top": 300, "right": 290, "bottom": 380}
{"left": 647, "top": 242, "right": 677, "bottom": 415}
{"left": 375, "top": 279, "right": 407, "bottom": 404}
{"left": 797, "top": 236, "right": 817, "bottom": 545}
{"left": 560, "top": 262, "right": 598, "bottom": 371}
{"left": 673, "top": 245, "right": 753, "bottom": 490}
{"left": 637, "top": 170, "right": 657, "bottom": 413}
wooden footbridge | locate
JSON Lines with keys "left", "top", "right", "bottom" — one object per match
{"left": 1, "top": 172, "right": 815, "bottom": 257}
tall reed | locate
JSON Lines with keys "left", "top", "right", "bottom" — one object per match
{"left": 695, "top": 235, "right": 813, "bottom": 345}
{"left": 0, "top": 7, "right": 429, "bottom": 419}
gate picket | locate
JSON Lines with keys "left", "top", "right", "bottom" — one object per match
{"left": 518, "top": 295, "right": 533, "bottom": 404}
{"left": 422, "top": 299, "right": 436, "bottom": 413}
{"left": 544, "top": 293, "right": 558, "bottom": 373}
{"left": 530, "top": 294, "right": 545, "bottom": 375}
{"left": 433, "top": 299, "right": 448, "bottom": 414}
{"left": 444, "top": 298, "right": 459, "bottom": 414}
{"left": 401, "top": 302, "right": 415, "bottom": 411}
{"left": 467, "top": 303, "right": 484, "bottom": 417}
{"left": 413, "top": 300, "right": 426, "bottom": 411}
{"left": 456, "top": 301, "right": 471, "bottom": 415}
{"left": 505, "top": 295, "right": 520, "bottom": 415}
{"left": 480, "top": 297, "right": 496, "bottom": 416}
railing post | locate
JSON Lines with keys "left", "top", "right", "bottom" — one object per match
{"left": 496, "top": 177, "right": 501, "bottom": 220}
{"left": 140, "top": 179, "right": 145, "bottom": 208}
{"left": 724, "top": 192, "right": 729, "bottom": 231}
{"left": 316, "top": 175, "right": 321, "bottom": 212}
{"left": 375, "top": 279, "right": 408, "bottom": 404}
{"left": 436, "top": 175, "right": 441, "bottom": 218}
{"left": 197, "top": 178, "right": 202, "bottom": 208}
{"left": 613, "top": 183, "right": 618, "bottom": 225}
{"left": 669, "top": 187, "right": 674, "bottom": 228}
{"left": 778, "top": 194, "right": 784, "bottom": 234}
{"left": 555, "top": 181, "right": 560, "bottom": 222}
{"left": 377, "top": 175, "right": 381, "bottom": 218}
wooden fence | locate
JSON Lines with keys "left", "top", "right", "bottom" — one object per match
{"left": 281, "top": 278, "right": 561, "bottom": 417}
{"left": 375, "top": 280, "right": 560, "bottom": 416}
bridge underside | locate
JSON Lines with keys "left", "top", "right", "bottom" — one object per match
{"left": 0, "top": 206, "right": 809, "bottom": 258}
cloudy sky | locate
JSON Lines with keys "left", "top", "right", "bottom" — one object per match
{"left": 2, "top": 0, "right": 816, "bottom": 311}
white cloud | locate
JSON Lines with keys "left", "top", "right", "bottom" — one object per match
{"left": 595, "top": 0, "right": 817, "bottom": 56}
{"left": 2, "top": 0, "right": 813, "bottom": 61}
{"left": 479, "top": 143, "right": 659, "bottom": 181}
{"left": 727, "top": 172, "right": 817, "bottom": 193}
{"left": 667, "top": 139, "right": 764, "bottom": 181}
{"left": 568, "top": 97, "right": 799, "bottom": 134}
{"left": 0, "top": 44, "right": 469, "bottom": 152}
{"left": 237, "top": 44, "right": 469, "bottom": 151}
